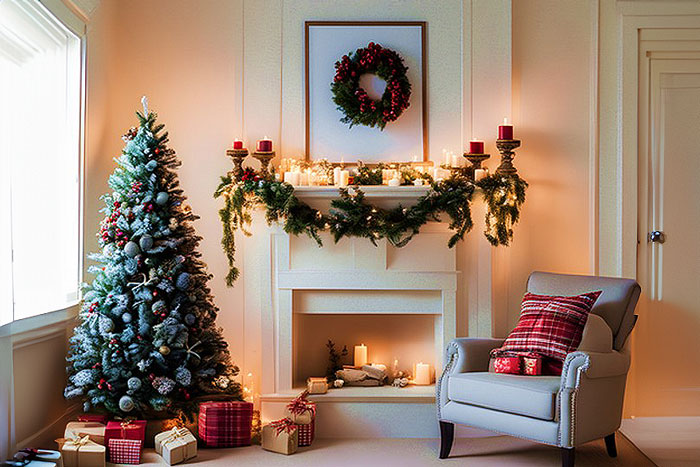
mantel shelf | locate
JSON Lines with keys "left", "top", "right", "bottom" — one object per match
{"left": 261, "top": 384, "right": 436, "bottom": 403}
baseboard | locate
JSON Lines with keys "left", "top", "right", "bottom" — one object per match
{"left": 15, "top": 402, "right": 81, "bottom": 451}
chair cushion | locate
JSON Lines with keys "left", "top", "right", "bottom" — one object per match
{"left": 447, "top": 372, "right": 561, "bottom": 420}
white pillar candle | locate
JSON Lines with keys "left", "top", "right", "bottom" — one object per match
{"left": 413, "top": 178, "right": 423, "bottom": 186}
{"left": 388, "top": 176, "right": 401, "bottom": 187}
{"left": 299, "top": 172, "right": 309, "bottom": 186}
{"left": 474, "top": 168, "right": 488, "bottom": 181}
{"left": 451, "top": 153, "right": 464, "bottom": 168}
{"left": 340, "top": 170, "right": 350, "bottom": 187}
{"left": 354, "top": 344, "right": 368, "bottom": 367}
{"left": 413, "top": 362, "right": 432, "bottom": 385}
{"left": 333, "top": 167, "right": 342, "bottom": 186}
{"left": 285, "top": 172, "right": 300, "bottom": 186}
{"left": 443, "top": 149, "right": 450, "bottom": 167}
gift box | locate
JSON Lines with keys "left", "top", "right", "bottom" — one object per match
{"left": 493, "top": 356, "right": 521, "bottom": 374}
{"left": 77, "top": 414, "right": 108, "bottom": 425}
{"left": 306, "top": 377, "right": 327, "bottom": 395}
{"left": 284, "top": 391, "right": 316, "bottom": 425}
{"left": 154, "top": 427, "right": 197, "bottom": 465}
{"left": 63, "top": 422, "right": 105, "bottom": 446}
{"left": 104, "top": 420, "right": 146, "bottom": 451}
{"left": 55, "top": 436, "right": 105, "bottom": 467}
{"left": 294, "top": 422, "right": 315, "bottom": 447}
{"left": 261, "top": 419, "right": 297, "bottom": 455}
{"left": 198, "top": 401, "right": 253, "bottom": 448}
{"left": 108, "top": 439, "right": 142, "bottom": 465}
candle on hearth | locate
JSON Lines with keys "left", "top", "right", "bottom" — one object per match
{"left": 469, "top": 139, "right": 484, "bottom": 154}
{"left": 413, "top": 362, "right": 432, "bottom": 385}
{"left": 354, "top": 344, "right": 368, "bottom": 367}
{"left": 233, "top": 139, "right": 243, "bottom": 150}
{"left": 299, "top": 171, "right": 309, "bottom": 186}
{"left": 498, "top": 118, "right": 514, "bottom": 140}
{"left": 285, "top": 171, "right": 300, "bottom": 186}
{"left": 413, "top": 178, "right": 423, "bottom": 186}
{"left": 451, "top": 152, "right": 464, "bottom": 168}
{"left": 388, "top": 175, "right": 401, "bottom": 187}
{"left": 257, "top": 136, "right": 273, "bottom": 152}
{"left": 475, "top": 168, "right": 488, "bottom": 181}
{"left": 393, "top": 358, "right": 399, "bottom": 377}
{"left": 443, "top": 149, "right": 450, "bottom": 167}
{"left": 339, "top": 170, "right": 350, "bottom": 187}
{"left": 333, "top": 167, "right": 341, "bottom": 186}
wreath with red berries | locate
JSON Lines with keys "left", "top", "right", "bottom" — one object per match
{"left": 331, "top": 42, "right": 411, "bottom": 130}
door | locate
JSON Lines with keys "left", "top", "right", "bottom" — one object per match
{"left": 635, "top": 54, "right": 700, "bottom": 416}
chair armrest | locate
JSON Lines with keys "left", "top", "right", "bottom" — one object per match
{"left": 560, "top": 349, "right": 630, "bottom": 389}
{"left": 443, "top": 337, "right": 505, "bottom": 375}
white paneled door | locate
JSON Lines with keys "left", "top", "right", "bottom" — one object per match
{"left": 635, "top": 49, "right": 700, "bottom": 416}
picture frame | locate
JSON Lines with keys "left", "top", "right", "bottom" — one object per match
{"left": 305, "top": 21, "right": 427, "bottom": 163}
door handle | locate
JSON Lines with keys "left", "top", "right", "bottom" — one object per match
{"left": 648, "top": 231, "right": 666, "bottom": 244}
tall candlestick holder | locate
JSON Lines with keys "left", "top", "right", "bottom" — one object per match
{"left": 495, "top": 139, "right": 521, "bottom": 175}
{"left": 252, "top": 151, "right": 275, "bottom": 178}
{"left": 226, "top": 148, "right": 249, "bottom": 179}
{"left": 462, "top": 152, "right": 490, "bottom": 181}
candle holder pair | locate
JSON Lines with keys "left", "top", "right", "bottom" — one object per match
{"left": 462, "top": 139, "right": 521, "bottom": 180}
{"left": 226, "top": 147, "right": 275, "bottom": 179}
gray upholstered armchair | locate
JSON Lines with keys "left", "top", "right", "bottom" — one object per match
{"left": 436, "top": 271, "right": 641, "bottom": 467}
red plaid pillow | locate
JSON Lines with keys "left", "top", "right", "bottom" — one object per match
{"left": 492, "top": 291, "right": 602, "bottom": 374}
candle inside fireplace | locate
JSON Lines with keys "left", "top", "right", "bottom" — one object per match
{"left": 354, "top": 344, "right": 368, "bottom": 367}
{"left": 257, "top": 137, "right": 273, "bottom": 152}
{"left": 498, "top": 118, "right": 514, "bottom": 140}
{"left": 414, "top": 362, "right": 432, "bottom": 385}
{"left": 233, "top": 139, "right": 243, "bottom": 150}
{"left": 469, "top": 139, "right": 484, "bottom": 154}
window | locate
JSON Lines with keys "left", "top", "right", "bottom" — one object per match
{"left": 0, "top": 0, "right": 83, "bottom": 326}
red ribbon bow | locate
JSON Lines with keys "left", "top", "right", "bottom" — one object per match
{"left": 269, "top": 418, "right": 296, "bottom": 436}
{"left": 285, "top": 390, "right": 316, "bottom": 416}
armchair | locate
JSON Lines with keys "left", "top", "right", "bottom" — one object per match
{"left": 436, "top": 271, "right": 640, "bottom": 467}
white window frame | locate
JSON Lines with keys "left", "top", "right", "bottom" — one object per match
{"left": 0, "top": 0, "right": 87, "bottom": 334}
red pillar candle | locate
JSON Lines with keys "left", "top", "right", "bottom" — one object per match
{"left": 257, "top": 137, "right": 273, "bottom": 152}
{"left": 469, "top": 139, "right": 484, "bottom": 154}
{"left": 233, "top": 139, "right": 243, "bottom": 150}
{"left": 498, "top": 118, "right": 514, "bottom": 140}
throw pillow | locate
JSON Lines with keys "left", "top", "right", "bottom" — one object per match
{"left": 491, "top": 291, "right": 602, "bottom": 375}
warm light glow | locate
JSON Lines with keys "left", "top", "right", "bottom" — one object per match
{"left": 503, "top": 117, "right": 509, "bottom": 125}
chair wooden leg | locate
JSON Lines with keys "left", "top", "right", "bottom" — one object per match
{"left": 604, "top": 433, "right": 618, "bottom": 458}
{"left": 438, "top": 421, "right": 454, "bottom": 459}
{"left": 561, "top": 447, "right": 575, "bottom": 467}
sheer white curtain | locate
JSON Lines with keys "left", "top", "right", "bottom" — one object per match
{"left": 0, "top": 0, "right": 82, "bottom": 326}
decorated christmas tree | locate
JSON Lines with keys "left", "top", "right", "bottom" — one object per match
{"left": 65, "top": 98, "right": 241, "bottom": 417}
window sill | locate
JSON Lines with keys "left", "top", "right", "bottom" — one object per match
{"left": 0, "top": 303, "right": 79, "bottom": 344}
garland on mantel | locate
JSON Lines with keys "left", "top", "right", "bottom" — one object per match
{"left": 214, "top": 168, "right": 527, "bottom": 286}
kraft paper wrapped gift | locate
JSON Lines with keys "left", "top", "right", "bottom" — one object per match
{"left": 284, "top": 391, "right": 316, "bottom": 425}
{"left": 55, "top": 436, "right": 105, "bottom": 467}
{"left": 154, "top": 427, "right": 197, "bottom": 465}
{"left": 261, "top": 419, "right": 297, "bottom": 455}
{"left": 306, "top": 377, "right": 327, "bottom": 395}
{"left": 63, "top": 422, "right": 105, "bottom": 446}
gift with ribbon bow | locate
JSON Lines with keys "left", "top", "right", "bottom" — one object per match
{"left": 261, "top": 419, "right": 298, "bottom": 455}
{"left": 55, "top": 436, "right": 105, "bottom": 467}
{"left": 154, "top": 427, "right": 197, "bottom": 465}
{"left": 284, "top": 391, "right": 316, "bottom": 446}
{"left": 103, "top": 420, "right": 146, "bottom": 453}
{"left": 63, "top": 422, "right": 105, "bottom": 447}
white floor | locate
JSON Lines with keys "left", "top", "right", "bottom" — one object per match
{"left": 621, "top": 417, "right": 700, "bottom": 467}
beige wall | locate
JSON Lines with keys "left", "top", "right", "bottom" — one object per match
{"left": 85, "top": 0, "right": 596, "bottom": 386}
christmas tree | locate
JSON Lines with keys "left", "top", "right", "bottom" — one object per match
{"left": 65, "top": 98, "right": 241, "bottom": 417}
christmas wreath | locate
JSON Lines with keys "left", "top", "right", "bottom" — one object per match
{"left": 331, "top": 42, "right": 412, "bottom": 130}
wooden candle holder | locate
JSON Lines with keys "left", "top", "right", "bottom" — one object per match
{"left": 252, "top": 151, "right": 275, "bottom": 177}
{"left": 226, "top": 148, "right": 249, "bottom": 179}
{"left": 495, "top": 139, "right": 521, "bottom": 175}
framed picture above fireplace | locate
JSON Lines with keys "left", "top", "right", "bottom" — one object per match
{"left": 305, "top": 21, "right": 427, "bottom": 163}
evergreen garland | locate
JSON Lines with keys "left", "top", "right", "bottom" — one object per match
{"left": 215, "top": 168, "right": 527, "bottom": 286}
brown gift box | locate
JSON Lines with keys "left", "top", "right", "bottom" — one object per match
{"left": 63, "top": 422, "right": 105, "bottom": 446}
{"left": 154, "top": 427, "right": 197, "bottom": 465}
{"left": 261, "top": 422, "right": 297, "bottom": 455}
{"left": 55, "top": 436, "right": 105, "bottom": 467}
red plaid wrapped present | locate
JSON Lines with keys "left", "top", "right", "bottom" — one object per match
{"left": 295, "top": 421, "right": 315, "bottom": 447}
{"left": 104, "top": 420, "right": 146, "bottom": 453}
{"left": 108, "top": 438, "right": 142, "bottom": 464}
{"left": 198, "top": 401, "right": 253, "bottom": 448}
